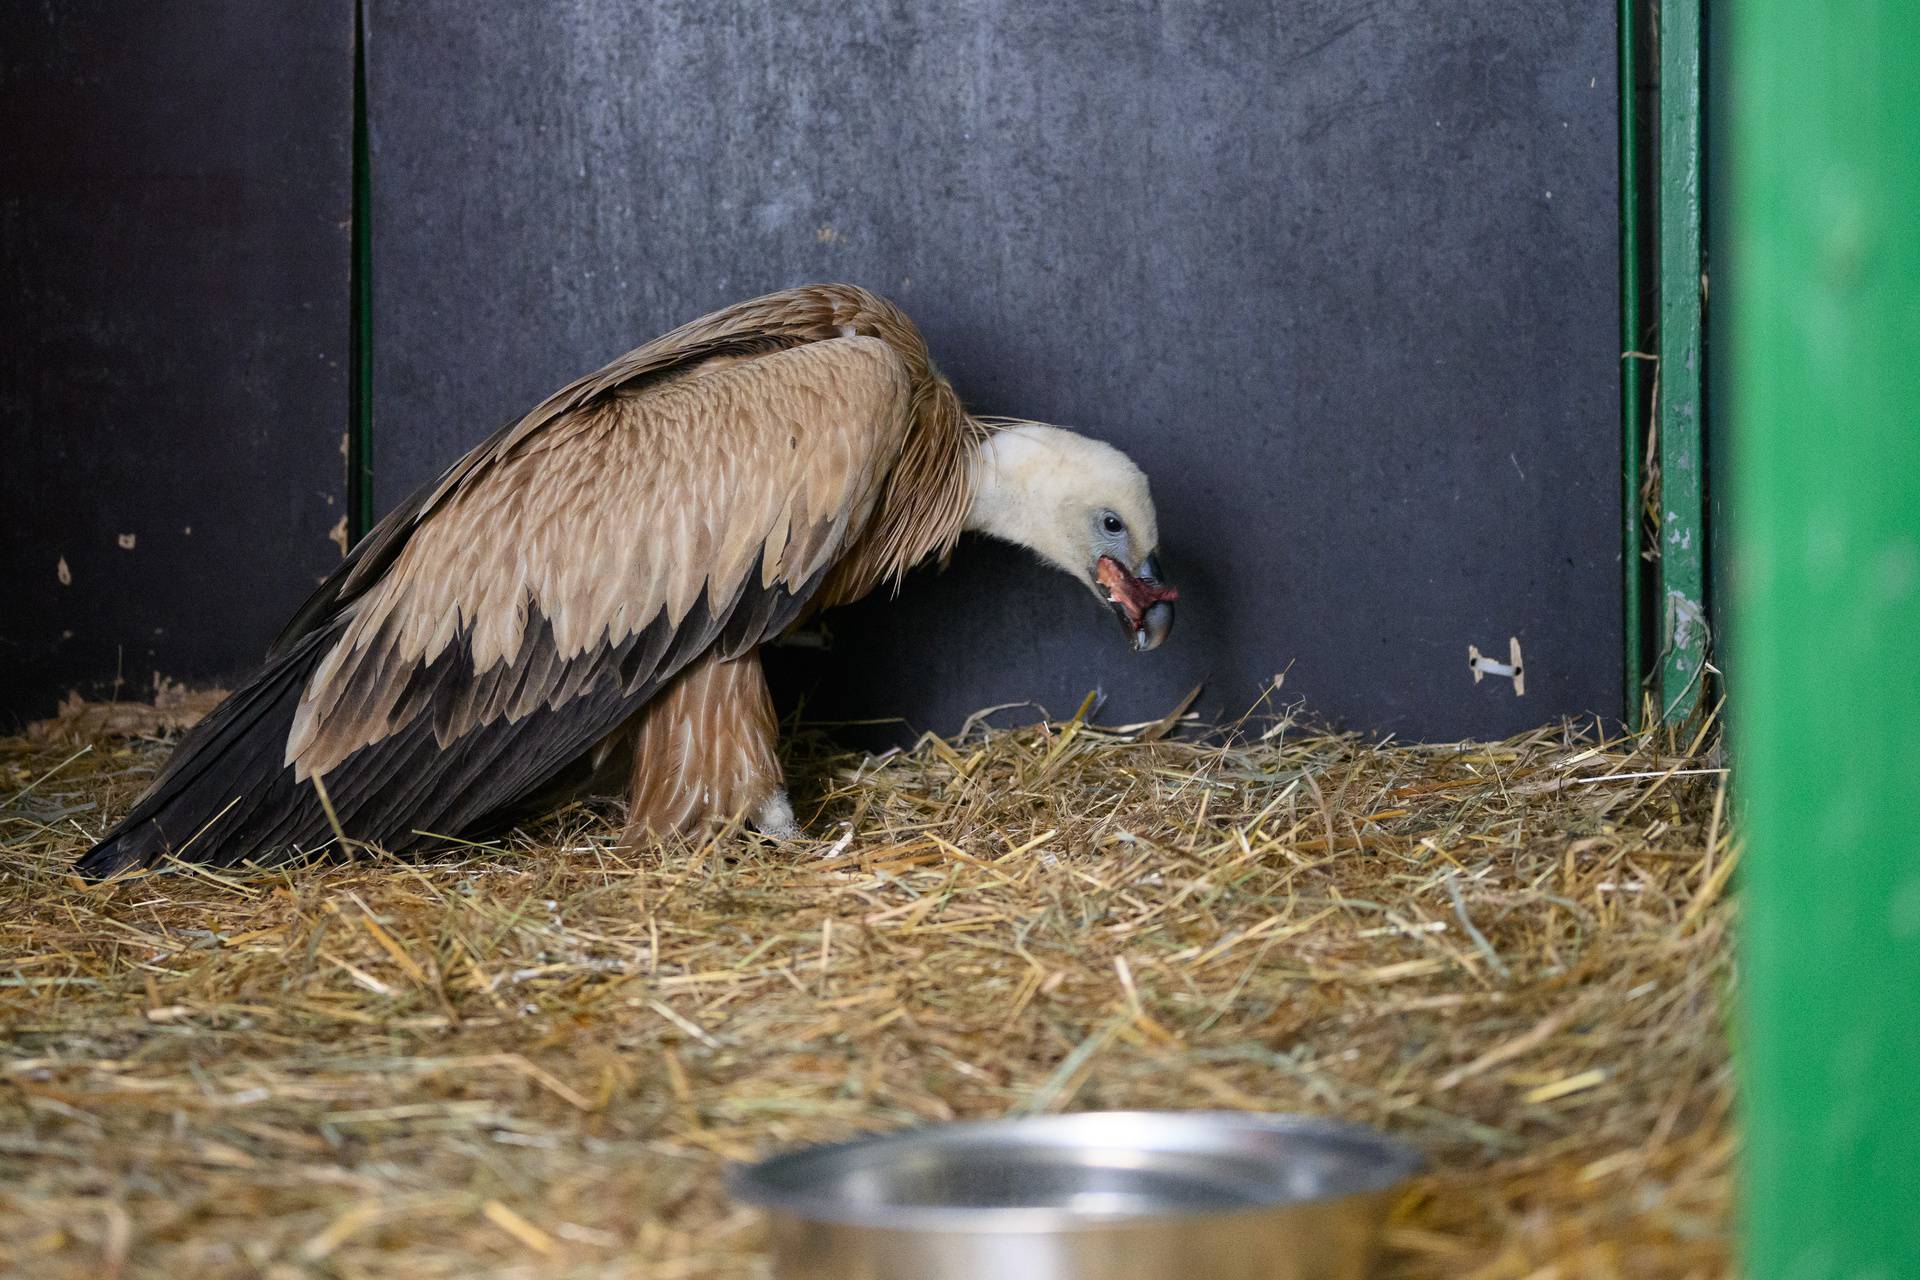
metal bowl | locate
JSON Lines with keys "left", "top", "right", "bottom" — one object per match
{"left": 730, "top": 1111, "right": 1422, "bottom": 1280}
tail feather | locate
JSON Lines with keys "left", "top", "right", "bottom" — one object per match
{"left": 75, "top": 629, "right": 339, "bottom": 878}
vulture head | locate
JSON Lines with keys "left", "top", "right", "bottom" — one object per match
{"left": 966, "top": 422, "right": 1178, "bottom": 651}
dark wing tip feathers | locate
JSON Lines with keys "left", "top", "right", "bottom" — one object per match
{"left": 75, "top": 554, "right": 822, "bottom": 878}
{"left": 75, "top": 627, "right": 340, "bottom": 879}
{"left": 74, "top": 614, "right": 503, "bottom": 877}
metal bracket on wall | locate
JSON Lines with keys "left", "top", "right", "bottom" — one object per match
{"left": 1468, "top": 637, "right": 1526, "bottom": 697}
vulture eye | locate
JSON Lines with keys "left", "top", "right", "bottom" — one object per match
{"left": 1101, "top": 513, "right": 1125, "bottom": 535}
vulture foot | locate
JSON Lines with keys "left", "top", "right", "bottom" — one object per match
{"left": 751, "top": 791, "right": 802, "bottom": 840}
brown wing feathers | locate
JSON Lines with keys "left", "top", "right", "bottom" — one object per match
{"left": 285, "top": 340, "right": 909, "bottom": 778}
{"left": 80, "top": 285, "right": 980, "bottom": 876}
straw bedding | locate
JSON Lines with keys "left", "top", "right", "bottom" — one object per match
{"left": 1, "top": 690, "right": 1733, "bottom": 1278}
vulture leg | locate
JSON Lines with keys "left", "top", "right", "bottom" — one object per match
{"left": 620, "top": 648, "right": 796, "bottom": 843}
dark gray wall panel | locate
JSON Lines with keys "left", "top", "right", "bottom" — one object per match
{"left": 368, "top": 1, "right": 1619, "bottom": 740}
{"left": 0, "top": 3, "right": 353, "bottom": 725}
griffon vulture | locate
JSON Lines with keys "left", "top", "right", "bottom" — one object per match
{"left": 78, "top": 284, "right": 1176, "bottom": 876}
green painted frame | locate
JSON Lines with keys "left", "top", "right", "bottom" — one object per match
{"left": 1656, "top": 0, "right": 1708, "bottom": 725}
{"left": 1730, "top": 4, "right": 1920, "bottom": 1272}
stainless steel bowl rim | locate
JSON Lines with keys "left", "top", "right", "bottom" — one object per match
{"left": 727, "top": 1110, "right": 1423, "bottom": 1233}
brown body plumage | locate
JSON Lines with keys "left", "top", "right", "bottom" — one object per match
{"left": 81, "top": 285, "right": 1172, "bottom": 875}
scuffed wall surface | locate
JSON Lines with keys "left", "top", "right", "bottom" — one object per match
{"left": 0, "top": 3, "right": 352, "bottom": 724}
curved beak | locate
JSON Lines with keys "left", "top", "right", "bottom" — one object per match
{"left": 1096, "top": 553, "right": 1178, "bottom": 652}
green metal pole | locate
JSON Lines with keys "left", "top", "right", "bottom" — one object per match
{"left": 1732, "top": 2, "right": 1920, "bottom": 1275}
{"left": 1657, "top": 0, "right": 1707, "bottom": 724}
{"left": 1619, "top": 0, "right": 1644, "bottom": 729}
